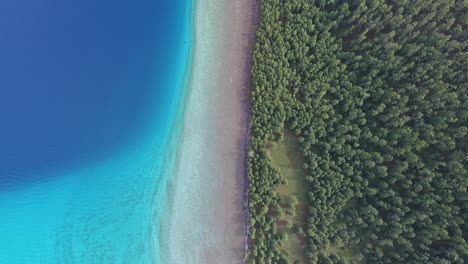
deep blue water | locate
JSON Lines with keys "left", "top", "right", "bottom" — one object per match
{"left": 0, "top": 0, "right": 187, "bottom": 188}
{"left": 0, "top": 0, "right": 192, "bottom": 263}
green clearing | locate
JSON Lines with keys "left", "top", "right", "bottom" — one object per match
{"left": 267, "top": 130, "right": 308, "bottom": 262}
{"left": 268, "top": 130, "right": 362, "bottom": 263}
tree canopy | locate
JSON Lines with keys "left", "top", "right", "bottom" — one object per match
{"left": 247, "top": 0, "right": 467, "bottom": 263}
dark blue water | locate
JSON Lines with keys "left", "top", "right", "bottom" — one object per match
{"left": 0, "top": 0, "right": 186, "bottom": 188}
{"left": 0, "top": 0, "right": 192, "bottom": 262}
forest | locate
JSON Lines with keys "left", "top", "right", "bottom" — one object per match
{"left": 246, "top": 0, "right": 467, "bottom": 263}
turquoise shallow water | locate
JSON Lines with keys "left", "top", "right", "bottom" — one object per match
{"left": 0, "top": 0, "right": 192, "bottom": 263}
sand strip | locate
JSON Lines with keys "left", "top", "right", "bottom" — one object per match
{"left": 160, "top": 0, "right": 258, "bottom": 263}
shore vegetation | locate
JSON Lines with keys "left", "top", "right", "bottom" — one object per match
{"left": 247, "top": 0, "right": 468, "bottom": 263}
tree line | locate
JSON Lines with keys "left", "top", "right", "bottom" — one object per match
{"left": 247, "top": 0, "right": 467, "bottom": 263}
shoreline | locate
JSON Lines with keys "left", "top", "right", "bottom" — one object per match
{"left": 160, "top": 0, "right": 259, "bottom": 263}
{"left": 212, "top": 0, "right": 260, "bottom": 260}
{"left": 220, "top": 0, "right": 260, "bottom": 257}
{"left": 150, "top": 0, "right": 195, "bottom": 262}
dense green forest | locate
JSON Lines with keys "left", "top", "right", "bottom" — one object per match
{"left": 246, "top": 0, "right": 467, "bottom": 263}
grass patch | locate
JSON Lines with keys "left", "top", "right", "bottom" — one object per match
{"left": 268, "top": 130, "right": 363, "bottom": 263}
{"left": 268, "top": 130, "right": 308, "bottom": 209}
{"left": 267, "top": 129, "right": 308, "bottom": 262}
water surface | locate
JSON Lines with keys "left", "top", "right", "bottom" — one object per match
{"left": 0, "top": 0, "right": 192, "bottom": 262}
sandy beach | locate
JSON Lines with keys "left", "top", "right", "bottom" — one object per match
{"left": 160, "top": 0, "right": 258, "bottom": 263}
